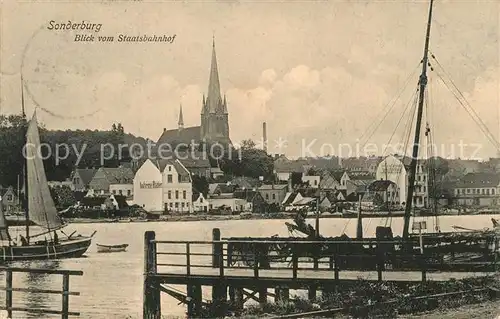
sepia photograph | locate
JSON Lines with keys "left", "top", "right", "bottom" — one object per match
{"left": 0, "top": 0, "right": 499, "bottom": 318}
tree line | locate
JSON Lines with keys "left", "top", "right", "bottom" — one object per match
{"left": 0, "top": 115, "right": 276, "bottom": 189}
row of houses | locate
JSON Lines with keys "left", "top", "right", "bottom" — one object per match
{"left": 5, "top": 152, "right": 500, "bottom": 215}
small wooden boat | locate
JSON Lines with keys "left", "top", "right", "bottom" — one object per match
{"left": 96, "top": 243, "right": 128, "bottom": 253}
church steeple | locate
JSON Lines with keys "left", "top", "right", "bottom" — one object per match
{"left": 206, "top": 36, "right": 222, "bottom": 114}
{"left": 178, "top": 104, "right": 184, "bottom": 130}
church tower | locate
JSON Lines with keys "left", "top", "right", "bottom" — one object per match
{"left": 200, "top": 38, "right": 231, "bottom": 145}
{"left": 178, "top": 104, "right": 184, "bottom": 130}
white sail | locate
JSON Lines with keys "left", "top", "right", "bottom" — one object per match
{"left": 25, "top": 112, "right": 63, "bottom": 230}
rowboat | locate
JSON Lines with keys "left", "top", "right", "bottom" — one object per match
{"left": 96, "top": 243, "right": 128, "bottom": 253}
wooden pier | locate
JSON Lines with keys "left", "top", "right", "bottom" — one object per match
{"left": 0, "top": 267, "right": 83, "bottom": 318}
{"left": 143, "top": 229, "right": 497, "bottom": 318}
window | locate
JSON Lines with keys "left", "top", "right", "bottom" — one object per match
{"left": 487, "top": 189, "right": 490, "bottom": 195}
{"left": 168, "top": 191, "right": 172, "bottom": 199}
{"left": 175, "top": 190, "right": 179, "bottom": 199}
{"left": 175, "top": 202, "right": 179, "bottom": 208}
{"left": 272, "top": 194, "right": 276, "bottom": 200}
{"left": 181, "top": 202, "right": 185, "bottom": 208}
{"left": 183, "top": 191, "right": 186, "bottom": 199}
{"left": 493, "top": 189, "right": 496, "bottom": 195}
{"left": 112, "top": 190, "right": 116, "bottom": 194}
{"left": 265, "top": 194, "right": 269, "bottom": 200}
{"left": 167, "top": 175, "right": 173, "bottom": 183}
{"left": 6, "top": 195, "right": 12, "bottom": 201}
{"left": 178, "top": 175, "right": 181, "bottom": 183}
{"left": 168, "top": 166, "right": 171, "bottom": 171}
{"left": 200, "top": 197, "right": 203, "bottom": 203}
{"left": 423, "top": 175, "right": 426, "bottom": 182}
{"left": 127, "top": 190, "right": 131, "bottom": 196}
{"left": 169, "top": 202, "right": 173, "bottom": 207}
{"left": 119, "top": 190, "right": 123, "bottom": 195}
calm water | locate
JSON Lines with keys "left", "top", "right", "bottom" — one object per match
{"left": 1, "top": 214, "right": 497, "bottom": 318}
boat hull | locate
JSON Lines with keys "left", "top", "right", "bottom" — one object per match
{"left": 96, "top": 244, "right": 128, "bottom": 253}
{"left": 0, "top": 236, "right": 92, "bottom": 261}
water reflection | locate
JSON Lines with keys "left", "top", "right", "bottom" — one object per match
{"left": 17, "top": 260, "right": 61, "bottom": 318}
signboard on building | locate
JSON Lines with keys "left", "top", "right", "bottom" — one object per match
{"left": 140, "top": 181, "right": 162, "bottom": 189}
{"left": 381, "top": 164, "right": 403, "bottom": 175}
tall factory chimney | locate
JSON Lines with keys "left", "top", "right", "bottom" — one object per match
{"left": 263, "top": 122, "right": 268, "bottom": 153}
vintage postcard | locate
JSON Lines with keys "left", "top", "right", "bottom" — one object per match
{"left": 0, "top": 0, "right": 499, "bottom": 318}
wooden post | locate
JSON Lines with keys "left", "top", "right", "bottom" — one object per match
{"left": 275, "top": 286, "right": 290, "bottom": 303}
{"left": 258, "top": 287, "right": 267, "bottom": 305}
{"left": 234, "top": 288, "right": 244, "bottom": 312}
{"left": 186, "top": 243, "right": 191, "bottom": 276}
{"left": 308, "top": 285, "right": 317, "bottom": 301}
{"left": 62, "top": 273, "right": 70, "bottom": 319}
{"left": 5, "top": 269, "right": 12, "bottom": 318}
{"left": 292, "top": 245, "right": 298, "bottom": 279}
{"left": 187, "top": 284, "right": 202, "bottom": 317}
{"left": 143, "top": 231, "right": 161, "bottom": 319}
{"left": 212, "top": 228, "right": 221, "bottom": 268}
{"left": 219, "top": 242, "right": 224, "bottom": 277}
{"left": 421, "top": 253, "right": 427, "bottom": 282}
{"left": 333, "top": 251, "right": 340, "bottom": 294}
{"left": 227, "top": 242, "right": 233, "bottom": 267}
{"left": 212, "top": 283, "right": 227, "bottom": 317}
{"left": 253, "top": 244, "right": 259, "bottom": 278}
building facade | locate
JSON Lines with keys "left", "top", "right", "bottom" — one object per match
{"left": 453, "top": 172, "right": 500, "bottom": 207}
{"left": 70, "top": 168, "right": 97, "bottom": 191}
{"left": 133, "top": 159, "right": 193, "bottom": 213}
{"left": 375, "top": 155, "right": 428, "bottom": 208}
{"left": 258, "top": 184, "right": 288, "bottom": 205}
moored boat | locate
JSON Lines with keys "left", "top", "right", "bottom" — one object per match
{"left": 96, "top": 243, "right": 128, "bottom": 253}
{"left": 0, "top": 105, "right": 95, "bottom": 261}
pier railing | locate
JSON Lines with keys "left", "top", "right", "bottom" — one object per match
{"left": 0, "top": 267, "right": 83, "bottom": 319}
{"left": 143, "top": 229, "right": 499, "bottom": 318}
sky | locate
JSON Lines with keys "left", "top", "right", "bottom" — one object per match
{"left": 0, "top": 0, "right": 499, "bottom": 160}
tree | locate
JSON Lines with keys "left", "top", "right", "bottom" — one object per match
{"left": 0, "top": 115, "right": 28, "bottom": 188}
{"left": 220, "top": 140, "right": 274, "bottom": 180}
{"left": 192, "top": 175, "right": 209, "bottom": 196}
{"left": 241, "top": 139, "right": 256, "bottom": 150}
{"left": 50, "top": 186, "right": 76, "bottom": 208}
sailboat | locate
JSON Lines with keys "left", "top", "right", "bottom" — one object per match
{"left": 0, "top": 110, "right": 95, "bottom": 261}
{"left": 227, "top": 0, "right": 500, "bottom": 271}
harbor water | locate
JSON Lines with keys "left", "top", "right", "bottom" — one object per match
{"left": 1, "top": 214, "right": 497, "bottom": 318}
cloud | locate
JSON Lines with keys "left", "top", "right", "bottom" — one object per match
{"left": 226, "top": 62, "right": 499, "bottom": 159}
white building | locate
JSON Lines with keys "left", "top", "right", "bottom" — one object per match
{"left": 375, "top": 155, "right": 428, "bottom": 208}
{"left": 133, "top": 158, "right": 193, "bottom": 213}
{"left": 193, "top": 193, "right": 209, "bottom": 212}
{"left": 302, "top": 175, "right": 320, "bottom": 188}
{"left": 110, "top": 183, "right": 133, "bottom": 197}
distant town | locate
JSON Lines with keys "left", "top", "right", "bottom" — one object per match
{"left": 1, "top": 39, "right": 499, "bottom": 220}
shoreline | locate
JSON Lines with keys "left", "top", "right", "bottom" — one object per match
{"left": 62, "top": 210, "right": 500, "bottom": 225}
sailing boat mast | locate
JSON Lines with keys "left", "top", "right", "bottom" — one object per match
{"left": 402, "top": 0, "right": 434, "bottom": 240}
{"left": 21, "top": 76, "right": 30, "bottom": 242}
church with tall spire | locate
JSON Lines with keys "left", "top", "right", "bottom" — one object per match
{"left": 156, "top": 38, "right": 231, "bottom": 147}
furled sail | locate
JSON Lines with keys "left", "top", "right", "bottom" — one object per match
{"left": 25, "top": 112, "right": 63, "bottom": 230}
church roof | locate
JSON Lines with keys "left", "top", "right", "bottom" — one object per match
{"left": 205, "top": 39, "right": 223, "bottom": 114}
{"left": 156, "top": 126, "right": 201, "bottom": 146}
